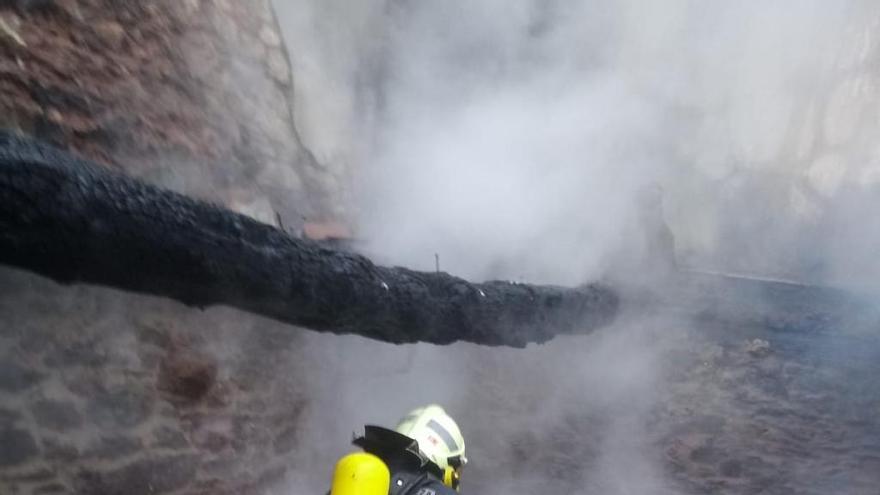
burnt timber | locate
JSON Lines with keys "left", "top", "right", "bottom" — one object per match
{"left": 0, "top": 131, "right": 617, "bottom": 347}
{"left": 2, "top": 130, "right": 878, "bottom": 347}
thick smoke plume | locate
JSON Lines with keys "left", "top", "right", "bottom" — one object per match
{"left": 273, "top": 0, "right": 880, "bottom": 493}
{"left": 279, "top": 0, "right": 880, "bottom": 289}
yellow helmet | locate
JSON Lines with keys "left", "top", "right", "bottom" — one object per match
{"left": 394, "top": 404, "right": 467, "bottom": 473}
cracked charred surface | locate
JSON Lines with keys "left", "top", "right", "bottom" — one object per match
{"left": 0, "top": 131, "right": 619, "bottom": 347}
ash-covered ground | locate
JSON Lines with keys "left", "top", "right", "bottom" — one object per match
{"left": 286, "top": 293, "right": 880, "bottom": 495}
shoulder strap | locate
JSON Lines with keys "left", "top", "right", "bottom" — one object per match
{"left": 388, "top": 470, "right": 429, "bottom": 495}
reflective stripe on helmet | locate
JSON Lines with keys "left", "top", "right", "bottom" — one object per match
{"left": 427, "top": 419, "right": 458, "bottom": 451}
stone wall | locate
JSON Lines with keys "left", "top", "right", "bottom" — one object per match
{"left": 0, "top": 1, "right": 331, "bottom": 493}
{"left": 0, "top": 0, "right": 346, "bottom": 224}
{"left": 0, "top": 268, "right": 310, "bottom": 495}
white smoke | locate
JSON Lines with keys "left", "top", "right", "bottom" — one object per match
{"left": 273, "top": 0, "right": 880, "bottom": 493}
{"left": 279, "top": 0, "right": 880, "bottom": 288}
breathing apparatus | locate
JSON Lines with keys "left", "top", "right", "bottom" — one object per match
{"left": 332, "top": 404, "right": 468, "bottom": 493}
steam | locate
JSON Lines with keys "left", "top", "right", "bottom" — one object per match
{"left": 278, "top": 0, "right": 880, "bottom": 288}
{"left": 272, "top": 0, "right": 880, "bottom": 493}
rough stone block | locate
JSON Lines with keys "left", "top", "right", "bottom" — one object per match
{"left": 43, "top": 339, "right": 108, "bottom": 368}
{"left": 83, "top": 435, "right": 143, "bottom": 459}
{"left": 193, "top": 430, "right": 231, "bottom": 453}
{"left": 85, "top": 389, "right": 152, "bottom": 429}
{"left": 0, "top": 467, "right": 54, "bottom": 483}
{"left": 272, "top": 425, "right": 298, "bottom": 455}
{"left": 266, "top": 49, "right": 290, "bottom": 85}
{"left": 13, "top": 327, "right": 53, "bottom": 355}
{"left": 93, "top": 20, "right": 125, "bottom": 49}
{"left": 157, "top": 351, "right": 217, "bottom": 402}
{"left": 0, "top": 428, "right": 39, "bottom": 466}
{"left": 258, "top": 24, "right": 281, "bottom": 48}
{"left": 42, "top": 438, "right": 78, "bottom": 462}
{"left": 151, "top": 426, "right": 189, "bottom": 449}
{"left": 0, "top": 361, "right": 43, "bottom": 392}
{"left": 76, "top": 454, "right": 199, "bottom": 495}
{"left": 31, "top": 399, "right": 83, "bottom": 432}
{"left": 254, "top": 463, "right": 287, "bottom": 490}
{"left": 33, "top": 483, "right": 67, "bottom": 494}
{"left": 0, "top": 407, "right": 21, "bottom": 424}
{"left": 720, "top": 458, "right": 744, "bottom": 478}
{"left": 134, "top": 324, "right": 172, "bottom": 349}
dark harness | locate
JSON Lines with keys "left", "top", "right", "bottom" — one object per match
{"left": 353, "top": 426, "right": 447, "bottom": 495}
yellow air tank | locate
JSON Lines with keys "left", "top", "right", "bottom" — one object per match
{"left": 330, "top": 452, "right": 391, "bottom": 495}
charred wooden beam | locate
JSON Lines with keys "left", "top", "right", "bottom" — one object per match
{"left": 0, "top": 131, "right": 619, "bottom": 347}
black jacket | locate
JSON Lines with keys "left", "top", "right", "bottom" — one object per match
{"left": 386, "top": 469, "right": 455, "bottom": 495}
{"left": 354, "top": 426, "right": 457, "bottom": 495}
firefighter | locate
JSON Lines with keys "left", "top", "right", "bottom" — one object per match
{"left": 330, "top": 404, "right": 467, "bottom": 495}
